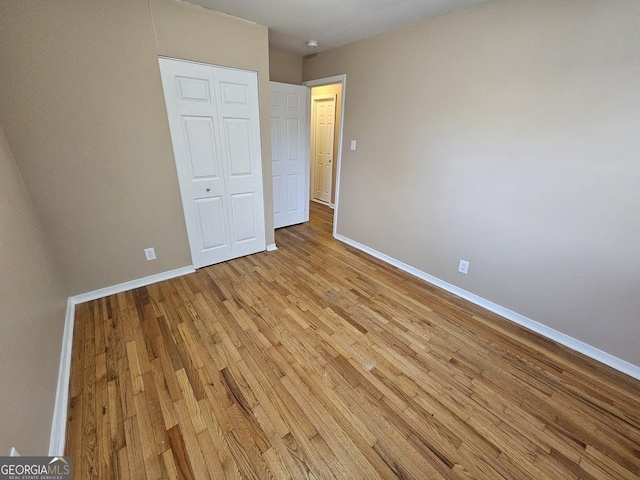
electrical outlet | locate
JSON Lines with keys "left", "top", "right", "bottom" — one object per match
{"left": 458, "top": 259, "right": 469, "bottom": 274}
{"left": 350, "top": 140, "right": 357, "bottom": 151}
{"left": 144, "top": 247, "right": 156, "bottom": 261}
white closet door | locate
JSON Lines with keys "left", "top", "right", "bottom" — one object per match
{"left": 269, "top": 82, "right": 310, "bottom": 228}
{"left": 214, "top": 67, "right": 267, "bottom": 258}
{"left": 159, "top": 58, "right": 266, "bottom": 268}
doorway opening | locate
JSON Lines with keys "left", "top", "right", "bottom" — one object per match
{"left": 310, "top": 84, "right": 341, "bottom": 207}
{"left": 303, "top": 75, "right": 346, "bottom": 238}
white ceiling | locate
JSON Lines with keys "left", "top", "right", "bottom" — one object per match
{"left": 185, "top": 0, "right": 492, "bottom": 56}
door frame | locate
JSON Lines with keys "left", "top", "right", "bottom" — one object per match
{"left": 303, "top": 74, "right": 346, "bottom": 239}
{"left": 310, "top": 93, "right": 337, "bottom": 207}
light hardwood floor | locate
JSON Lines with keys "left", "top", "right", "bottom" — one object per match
{"left": 66, "top": 202, "right": 640, "bottom": 479}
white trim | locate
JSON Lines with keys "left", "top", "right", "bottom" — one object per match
{"left": 49, "top": 265, "right": 196, "bottom": 455}
{"left": 303, "top": 75, "right": 345, "bottom": 88}
{"left": 311, "top": 198, "right": 332, "bottom": 208}
{"left": 304, "top": 85, "right": 311, "bottom": 224}
{"left": 266, "top": 243, "right": 278, "bottom": 252}
{"left": 334, "top": 233, "right": 640, "bottom": 381}
{"left": 303, "top": 74, "right": 346, "bottom": 237}
{"left": 10, "top": 447, "right": 20, "bottom": 457}
{"left": 48, "top": 298, "right": 76, "bottom": 456}
{"left": 310, "top": 198, "right": 335, "bottom": 210}
{"left": 71, "top": 266, "right": 195, "bottom": 305}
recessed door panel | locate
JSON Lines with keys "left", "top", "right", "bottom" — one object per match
{"left": 224, "top": 118, "right": 252, "bottom": 177}
{"left": 287, "top": 174, "right": 299, "bottom": 212}
{"left": 221, "top": 82, "right": 249, "bottom": 105}
{"left": 323, "top": 165, "right": 332, "bottom": 193}
{"left": 273, "top": 175, "right": 282, "bottom": 215}
{"left": 183, "top": 117, "right": 219, "bottom": 179}
{"left": 286, "top": 94, "right": 299, "bottom": 110}
{"left": 231, "top": 193, "right": 257, "bottom": 243}
{"left": 287, "top": 119, "right": 299, "bottom": 162}
{"left": 176, "top": 76, "right": 210, "bottom": 102}
{"left": 271, "top": 118, "right": 280, "bottom": 163}
{"left": 195, "top": 197, "right": 227, "bottom": 250}
{"left": 315, "top": 164, "right": 323, "bottom": 198}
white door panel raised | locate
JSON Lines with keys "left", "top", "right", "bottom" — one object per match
{"left": 159, "top": 58, "right": 266, "bottom": 268}
{"left": 270, "top": 82, "right": 309, "bottom": 229}
{"left": 312, "top": 95, "right": 336, "bottom": 204}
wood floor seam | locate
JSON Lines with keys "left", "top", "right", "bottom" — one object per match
{"left": 66, "top": 203, "right": 640, "bottom": 479}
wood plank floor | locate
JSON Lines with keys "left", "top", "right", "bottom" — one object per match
{"left": 66, "top": 202, "right": 640, "bottom": 479}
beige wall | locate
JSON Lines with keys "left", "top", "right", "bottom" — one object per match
{"left": 0, "top": 0, "right": 273, "bottom": 296}
{"left": 269, "top": 48, "right": 303, "bottom": 84}
{"left": 303, "top": 0, "right": 640, "bottom": 366}
{"left": 0, "top": 128, "right": 67, "bottom": 455}
{"left": 311, "top": 84, "right": 342, "bottom": 204}
{"left": 150, "top": 0, "right": 274, "bottom": 248}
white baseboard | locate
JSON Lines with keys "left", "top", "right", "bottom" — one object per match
{"left": 10, "top": 447, "right": 20, "bottom": 457}
{"left": 334, "top": 233, "right": 640, "bottom": 381}
{"left": 266, "top": 243, "right": 278, "bottom": 252}
{"left": 311, "top": 198, "right": 333, "bottom": 209}
{"left": 70, "top": 266, "right": 195, "bottom": 305}
{"left": 48, "top": 298, "right": 76, "bottom": 456}
{"left": 49, "top": 265, "right": 195, "bottom": 455}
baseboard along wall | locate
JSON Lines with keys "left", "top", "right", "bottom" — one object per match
{"left": 49, "top": 233, "right": 640, "bottom": 455}
{"left": 334, "top": 233, "right": 640, "bottom": 381}
{"left": 48, "top": 265, "right": 195, "bottom": 456}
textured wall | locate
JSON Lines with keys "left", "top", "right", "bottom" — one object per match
{"left": 0, "top": 0, "right": 273, "bottom": 295}
{"left": 0, "top": 128, "right": 66, "bottom": 454}
{"left": 303, "top": 0, "right": 640, "bottom": 365}
{"left": 269, "top": 48, "right": 303, "bottom": 84}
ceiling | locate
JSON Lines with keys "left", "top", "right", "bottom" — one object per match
{"left": 185, "top": 0, "right": 492, "bottom": 56}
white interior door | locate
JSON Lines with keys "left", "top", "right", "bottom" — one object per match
{"left": 312, "top": 95, "right": 336, "bottom": 203}
{"left": 159, "top": 57, "right": 266, "bottom": 268}
{"left": 270, "top": 82, "right": 310, "bottom": 228}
